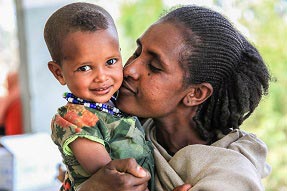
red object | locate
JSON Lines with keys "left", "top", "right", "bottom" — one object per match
{"left": 5, "top": 98, "right": 23, "bottom": 135}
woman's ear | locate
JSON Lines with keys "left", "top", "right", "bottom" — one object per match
{"left": 48, "top": 61, "right": 66, "bottom": 85}
{"left": 183, "top": 83, "right": 213, "bottom": 106}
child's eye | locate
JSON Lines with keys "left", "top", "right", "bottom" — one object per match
{"left": 77, "top": 65, "right": 91, "bottom": 72}
{"left": 106, "top": 58, "right": 117, "bottom": 66}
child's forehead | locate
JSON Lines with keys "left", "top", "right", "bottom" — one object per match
{"left": 63, "top": 26, "right": 117, "bottom": 41}
{"left": 60, "top": 28, "right": 120, "bottom": 56}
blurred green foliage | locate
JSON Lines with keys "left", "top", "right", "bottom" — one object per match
{"left": 118, "top": 0, "right": 164, "bottom": 62}
{"left": 118, "top": 0, "right": 287, "bottom": 190}
{"left": 238, "top": 1, "right": 287, "bottom": 190}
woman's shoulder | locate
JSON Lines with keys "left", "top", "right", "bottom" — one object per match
{"left": 211, "top": 129, "right": 271, "bottom": 178}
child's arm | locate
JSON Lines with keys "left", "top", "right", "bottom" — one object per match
{"left": 70, "top": 137, "right": 111, "bottom": 174}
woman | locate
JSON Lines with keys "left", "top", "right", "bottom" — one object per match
{"left": 77, "top": 5, "right": 271, "bottom": 191}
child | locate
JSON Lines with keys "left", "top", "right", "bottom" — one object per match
{"left": 43, "top": 2, "right": 154, "bottom": 191}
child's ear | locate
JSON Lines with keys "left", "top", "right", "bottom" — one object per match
{"left": 183, "top": 83, "right": 213, "bottom": 106}
{"left": 48, "top": 61, "right": 66, "bottom": 85}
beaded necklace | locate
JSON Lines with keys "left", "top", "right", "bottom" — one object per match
{"left": 63, "top": 92, "right": 127, "bottom": 118}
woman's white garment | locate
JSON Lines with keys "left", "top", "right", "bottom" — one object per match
{"left": 144, "top": 119, "right": 271, "bottom": 191}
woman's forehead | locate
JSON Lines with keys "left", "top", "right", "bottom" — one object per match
{"left": 140, "top": 22, "right": 185, "bottom": 58}
{"left": 142, "top": 21, "right": 183, "bottom": 42}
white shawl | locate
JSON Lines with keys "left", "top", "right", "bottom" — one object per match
{"left": 144, "top": 119, "right": 271, "bottom": 191}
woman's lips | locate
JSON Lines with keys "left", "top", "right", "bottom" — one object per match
{"left": 121, "top": 81, "right": 136, "bottom": 95}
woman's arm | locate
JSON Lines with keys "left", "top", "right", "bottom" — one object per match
{"left": 76, "top": 158, "right": 151, "bottom": 191}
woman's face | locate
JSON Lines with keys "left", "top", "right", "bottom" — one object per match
{"left": 117, "top": 21, "right": 189, "bottom": 118}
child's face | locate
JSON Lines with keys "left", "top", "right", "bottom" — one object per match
{"left": 50, "top": 28, "right": 123, "bottom": 103}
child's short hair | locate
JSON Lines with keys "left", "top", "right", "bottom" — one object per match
{"left": 44, "top": 2, "right": 116, "bottom": 63}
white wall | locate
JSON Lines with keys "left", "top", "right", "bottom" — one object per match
{"left": 17, "top": 1, "right": 69, "bottom": 133}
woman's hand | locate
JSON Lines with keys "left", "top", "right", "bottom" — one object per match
{"left": 173, "top": 184, "right": 192, "bottom": 191}
{"left": 77, "top": 158, "right": 150, "bottom": 191}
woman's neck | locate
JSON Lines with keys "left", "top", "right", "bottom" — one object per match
{"left": 153, "top": 107, "right": 208, "bottom": 155}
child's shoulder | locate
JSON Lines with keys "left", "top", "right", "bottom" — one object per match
{"left": 57, "top": 103, "right": 85, "bottom": 115}
{"left": 56, "top": 103, "right": 100, "bottom": 127}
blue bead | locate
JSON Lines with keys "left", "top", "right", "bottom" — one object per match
{"left": 63, "top": 92, "right": 125, "bottom": 117}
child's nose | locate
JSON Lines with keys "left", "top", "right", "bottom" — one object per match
{"left": 93, "top": 67, "right": 108, "bottom": 82}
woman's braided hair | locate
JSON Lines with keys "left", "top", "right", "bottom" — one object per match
{"left": 161, "top": 6, "right": 271, "bottom": 142}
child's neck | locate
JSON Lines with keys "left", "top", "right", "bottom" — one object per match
{"left": 63, "top": 92, "right": 126, "bottom": 118}
{"left": 106, "top": 99, "right": 115, "bottom": 107}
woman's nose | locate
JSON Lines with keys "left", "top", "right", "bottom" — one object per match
{"left": 123, "top": 59, "right": 140, "bottom": 80}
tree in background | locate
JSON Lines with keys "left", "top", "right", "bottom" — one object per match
{"left": 118, "top": 0, "right": 164, "bottom": 62}
{"left": 238, "top": 0, "right": 287, "bottom": 190}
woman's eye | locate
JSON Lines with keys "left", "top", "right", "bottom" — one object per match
{"left": 106, "top": 58, "right": 117, "bottom": 66}
{"left": 77, "top": 65, "right": 91, "bottom": 72}
{"left": 148, "top": 63, "right": 161, "bottom": 72}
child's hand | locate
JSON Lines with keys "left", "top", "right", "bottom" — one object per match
{"left": 173, "top": 184, "right": 192, "bottom": 191}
